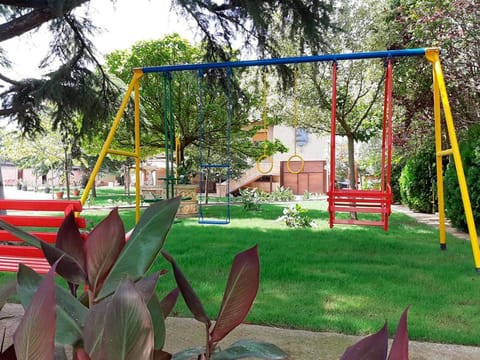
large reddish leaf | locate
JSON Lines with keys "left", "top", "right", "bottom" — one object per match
{"left": 0, "top": 218, "right": 85, "bottom": 284}
{"left": 162, "top": 251, "right": 211, "bottom": 327}
{"left": 41, "top": 243, "right": 86, "bottom": 285}
{"left": 340, "top": 322, "right": 388, "bottom": 360}
{"left": 85, "top": 208, "right": 125, "bottom": 297}
{"left": 13, "top": 261, "right": 58, "bottom": 360}
{"left": 76, "top": 349, "right": 91, "bottom": 360}
{"left": 0, "top": 344, "right": 17, "bottom": 359}
{"left": 210, "top": 245, "right": 260, "bottom": 345}
{"left": 134, "top": 272, "right": 162, "bottom": 303}
{"left": 153, "top": 350, "right": 171, "bottom": 360}
{"left": 97, "top": 197, "right": 181, "bottom": 301}
{"left": 160, "top": 288, "right": 180, "bottom": 319}
{"left": 82, "top": 299, "right": 109, "bottom": 359}
{"left": 388, "top": 307, "right": 409, "bottom": 360}
{"left": 101, "top": 279, "right": 154, "bottom": 359}
{"left": 56, "top": 211, "right": 86, "bottom": 271}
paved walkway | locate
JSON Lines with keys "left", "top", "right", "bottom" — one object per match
{"left": 3, "top": 186, "right": 53, "bottom": 200}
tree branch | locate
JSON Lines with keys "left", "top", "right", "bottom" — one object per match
{"left": 0, "top": 0, "right": 89, "bottom": 41}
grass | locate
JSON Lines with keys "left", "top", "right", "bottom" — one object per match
{"left": 2, "top": 198, "right": 479, "bottom": 346}
{"left": 151, "top": 201, "right": 480, "bottom": 346}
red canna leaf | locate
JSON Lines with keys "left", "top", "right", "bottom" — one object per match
{"left": 102, "top": 279, "right": 154, "bottom": 359}
{"left": 161, "top": 250, "right": 211, "bottom": 327}
{"left": 0, "top": 344, "right": 17, "bottom": 359}
{"left": 85, "top": 208, "right": 125, "bottom": 297}
{"left": 160, "top": 288, "right": 180, "bottom": 319}
{"left": 13, "top": 260, "right": 59, "bottom": 360}
{"left": 76, "top": 348, "right": 92, "bottom": 360}
{"left": 56, "top": 211, "right": 86, "bottom": 271}
{"left": 134, "top": 272, "right": 162, "bottom": 303}
{"left": 388, "top": 306, "right": 410, "bottom": 360}
{"left": 153, "top": 349, "right": 172, "bottom": 360}
{"left": 209, "top": 245, "right": 260, "bottom": 345}
{"left": 41, "top": 243, "right": 87, "bottom": 285}
{"left": 340, "top": 322, "right": 389, "bottom": 360}
{"left": 82, "top": 299, "right": 109, "bottom": 359}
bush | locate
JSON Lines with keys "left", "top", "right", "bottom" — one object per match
{"left": 444, "top": 124, "right": 480, "bottom": 231}
{"left": 240, "top": 188, "right": 262, "bottom": 211}
{"left": 270, "top": 186, "right": 294, "bottom": 202}
{"left": 276, "top": 204, "right": 316, "bottom": 228}
{"left": 399, "top": 143, "right": 437, "bottom": 213}
{"left": 391, "top": 156, "right": 406, "bottom": 204}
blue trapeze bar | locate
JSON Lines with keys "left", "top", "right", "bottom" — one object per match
{"left": 141, "top": 48, "right": 430, "bottom": 74}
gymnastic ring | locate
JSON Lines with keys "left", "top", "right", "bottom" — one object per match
{"left": 256, "top": 154, "right": 274, "bottom": 174}
{"left": 286, "top": 154, "right": 304, "bottom": 174}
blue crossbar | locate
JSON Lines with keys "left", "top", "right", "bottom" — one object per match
{"left": 141, "top": 48, "right": 430, "bottom": 74}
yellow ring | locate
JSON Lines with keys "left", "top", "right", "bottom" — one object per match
{"left": 256, "top": 154, "right": 274, "bottom": 174}
{"left": 286, "top": 154, "right": 304, "bottom": 174}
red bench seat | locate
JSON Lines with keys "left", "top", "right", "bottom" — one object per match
{"left": 0, "top": 199, "right": 87, "bottom": 273}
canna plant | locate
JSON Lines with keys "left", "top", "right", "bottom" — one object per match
{"left": 340, "top": 307, "right": 409, "bottom": 360}
{"left": 0, "top": 197, "right": 287, "bottom": 360}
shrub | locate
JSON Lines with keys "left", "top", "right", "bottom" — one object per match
{"left": 444, "top": 124, "right": 480, "bottom": 231}
{"left": 276, "top": 203, "right": 316, "bottom": 228}
{"left": 391, "top": 155, "right": 406, "bottom": 204}
{"left": 399, "top": 143, "right": 437, "bottom": 213}
{"left": 270, "top": 186, "right": 294, "bottom": 202}
{"left": 239, "top": 187, "right": 262, "bottom": 211}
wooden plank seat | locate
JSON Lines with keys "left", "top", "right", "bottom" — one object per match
{"left": 0, "top": 199, "right": 87, "bottom": 273}
{"left": 328, "top": 188, "right": 392, "bottom": 231}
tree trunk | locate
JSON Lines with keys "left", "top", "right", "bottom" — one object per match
{"left": 347, "top": 135, "right": 358, "bottom": 220}
{"left": 347, "top": 135, "right": 356, "bottom": 190}
{"left": 64, "top": 147, "right": 71, "bottom": 200}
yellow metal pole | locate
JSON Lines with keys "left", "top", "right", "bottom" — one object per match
{"left": 431, "top": 61, "right": 447, "bottom": 249}
{"left": 80, "top": 70, "right": 144, "bottom": 207}
{"left": 425, "top": 48, "right": 480, "bottom": 271}
{"left": 134, "top": 70, "right": 142, "bottom": 223}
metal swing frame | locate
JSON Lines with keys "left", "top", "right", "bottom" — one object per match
{"left": 82, "top": 47, "right": 480, "bottom": 271}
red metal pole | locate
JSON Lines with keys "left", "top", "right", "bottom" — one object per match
{"left": 328, "top": 62, "right": 338, "bottom": 228}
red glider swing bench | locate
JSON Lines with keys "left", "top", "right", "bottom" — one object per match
{"left": 0, "top": 199, "right": 87, "bottom": 273}
{"left": 328, "top": 59, "right": 394, "bottom": 231}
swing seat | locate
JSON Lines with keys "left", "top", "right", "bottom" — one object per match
{"left": 328, "top": 186, "right": 392, "bottom": 231}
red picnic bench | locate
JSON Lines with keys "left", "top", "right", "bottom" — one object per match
{"left": 0, "top": 199, "right": 87, "bottom": 273}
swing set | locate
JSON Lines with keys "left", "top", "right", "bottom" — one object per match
{"left": 81, "top": 47, "right": 480, "bottom": 271}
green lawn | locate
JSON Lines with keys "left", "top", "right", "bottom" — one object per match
{"left": 2, "top": 199, "right": 479, "bottom": 346}
{"left": 152, "top": 201, "right": 480, "bottom": 346}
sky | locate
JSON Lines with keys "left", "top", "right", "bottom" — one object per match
{"left": 2, "top": 0, "right": 199, "bottom": 78}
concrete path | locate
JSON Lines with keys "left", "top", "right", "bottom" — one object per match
{"left": 1, "top": 303, "right": 479, "bottom": 359}
{"left": 3, "top": 185, "right": 54, "bottom": 200}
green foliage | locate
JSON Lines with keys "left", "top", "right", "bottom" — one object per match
{"left": 239, "top": 188, "right": 262, "bottom": 211}
{"left": 0, "top": 198, "right": 286, "bottom": 360}
{"left": 399, "top": 143, "right": 437, "bottom": 213}
{"left": 444, "top": 124, "right": 480, "bottom": 231}
{"left": 270, "top": 186, "right": 295, "bottom": 202}
{"left": 391, "top": 155, "right": 407, "bottom": 204}
{"left": 276, "top": 204, "right": 316, "bottom": 228}
{"left": 390, "top": 0, "right": 479, "bottom": 154}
